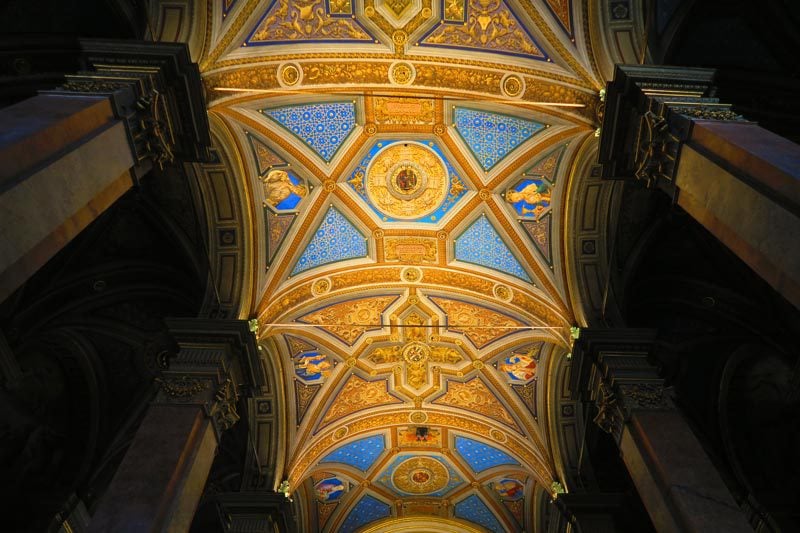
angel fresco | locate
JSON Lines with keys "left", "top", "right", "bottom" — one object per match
{"left": 499, "top": 353, "right": 537, "bottom": 382}
{"left": 493, "top": 478, "right": 524, "bottom": 500}
{"left": 314, "top": 477, "right": 346, "bottom": 502}
{"left": 261, "top": 169, "right": 307, "bottom": 210}
{"left": 294, "top": 352, "right": 331, "bottom": 381}
{"left": 505, "top": 179, "right": 553, "bottom": 220}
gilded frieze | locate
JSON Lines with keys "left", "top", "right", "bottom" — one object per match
{"left": 428, "top": 297, "right": 525, "bottom": 348}
{"left": 432, "top": 377, "right": 519, "bottom": 430}
{"left": 203, "top": 68, "right": 279, "bottom": 101}
{"left": 373, "top": 97, "right": 435, "bottom": 125}
{"left": 413, "top": 64, "right": 503, "bottom": 95}
{"left": 298, "top": 295, "right": 399, "bottom": 345}
{"left": 303, "top": 62, "right": 390, "bottom": 85}
{"left": 319, "top": 375, "right": 403, "bottom": 426}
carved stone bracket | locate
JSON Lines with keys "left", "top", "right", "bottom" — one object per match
{"left": 206, "top": 378, "right": 240, "bottom": 437}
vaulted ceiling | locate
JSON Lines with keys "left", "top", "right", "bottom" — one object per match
{"left": 182, "top": 0, "right": 613, "bottom": 530}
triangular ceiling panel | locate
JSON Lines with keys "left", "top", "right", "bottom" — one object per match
{"left": 454, "top": 215, "right": 532, "bottom": 282}
{"left": 244, "top": 0, "right": 374, "bottom": 46}
{"left": 453, "top": 107, "right": 546, "bottom": 171}
{"left": 428, "top": 297, "right": 525, "bottom": 349}
{"left": 521, "top": 213, "right": 553, "bottom": 266}
{"left": 247, "top": 131, "right": 285, "bottom": 176}
{"left": 454, "top": 494, "right": 505, "bottom": 533}
{"left": 339, "top": 494, "right": 391, "bottom": 533}
{"left": 419, "top": 0, "right": 549, "bottom": 61}
{"left": 454, "top": 436, "right": 519, "bottom": 472}
{"left": 266, "top": 211, "right": 295, "bottom": 265}
{"left": 317, "top": 501, "right": 338, "bottom": 530}
{"left": 260, "top": 102, "right": 357, "bottom": 163}
{"left": 319, "top": 374, "right": 402, "bottom": 427}
{"left": 298, "top": 296, "right": 398, "bottom": 345}
{"left": 543, "top": 0, "right": 574, "bottom": 38}
{"left": 320, "top": 434, "right": 386, "bottom": 471}
{"left": 294, "top": 380, "right": 321, "bottom": 424}
{"left": 222, "top": 0, "right": 238, "bottom": 16}
{"left": 290, "top": 206, "right": 367, "bottom": 276}
{"left": 525, "top": 143, "right": 567, "bottom": 181}
{"left": 433, "top": 377, "right": 520, "bottom": 431}
{"left": 286, "top": 334, "right": 318, "bottom": 356}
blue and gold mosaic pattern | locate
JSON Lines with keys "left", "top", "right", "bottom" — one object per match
{"left": 340, "top": 495, "right": 391, "bottom": 533}
{"left": 261, "top": 102, "right": 356, "bottom": 163}
{"left": 320, "top": 434, "right": 385, "bottom": 471}
{"left": 346, "top": 139, "right": 469, "bottom": 223}
{"left": 454, "top": 436, "right": 519, "bottom": 473}
{"left": 454, "top": 215, "right": 532, "bottom": 282}
{"left": 290, "top": 206, "right": 367, "bottom": 276}
{"left": 454, "top": 494, "right": 504, "bottom": 533}
{"left": 453, "top": 107, "right": 545, "bottom": 171}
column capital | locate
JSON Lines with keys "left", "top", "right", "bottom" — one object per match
{"left": 599, "top": 65, "right": 747, "bottom": 193}
{"left": 41, "top": 40, "right": 211, "bottom": 175}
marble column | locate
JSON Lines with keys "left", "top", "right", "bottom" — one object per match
{"left": 88, "top": 319, "right": 258, "bottom": 533}
{"left": 0, "top": 39, "right": 209, "bottom": 303}
{"left": 598, "top": 65, "right": 800, "bottom": 309}
{"left": 576, "top": 329, "right": 752, "bottom": 533}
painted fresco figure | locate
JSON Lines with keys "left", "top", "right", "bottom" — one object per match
{"left": 506, "top": 180, "right": 553, "bottom": 220}
{"left": 262, "top": 169, "right": 307, "bottom": 208}
{"left": 499, "top": 353, "right": 537, "bottom": 381}
{"left": 295, "top": 353, "right": 331, "bottom": 380}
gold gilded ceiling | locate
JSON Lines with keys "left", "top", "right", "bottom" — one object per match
{"left": 192, "top": 0, "right": 603, "bottom": 530}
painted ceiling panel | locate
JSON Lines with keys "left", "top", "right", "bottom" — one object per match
{"left": 420, "top": 0, "right": 549, "bottom": 61}
{"left": 454, "top": 215, "right": 532, "bottom": 282}
{"left": 454, "top": 494, "right": 505, "bottom": 533}
{"left": 245, "top": 0, "right": 374, "bottom": 45}
{"left": 339, "top": 494, "right": 391, "bottom": 533}
{"left": 346, "top": 139, "right": 469, "bottom": 224}
{"left": 453, "top": 107, "right": 546, "bottom": 171}
{"left": 290, "top": 206, "right": 368, "bottom": 275}
{"left": 454, "top": 436, "right": 519, "bottom": 472}
{"left": 203, "top": 0, "right": 599, "bottom": 526}
{"left": 260, "top": 102, "right": 357, "bottom": 163}
{"left": 320, "top": 434, "right": 386, "bottom": 471}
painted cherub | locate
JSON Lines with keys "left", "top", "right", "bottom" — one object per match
{"left": 262, "top": 169, "right": 307, "bottom": 208}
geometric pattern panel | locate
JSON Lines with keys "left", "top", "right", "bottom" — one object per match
{"left": 339, "top": 495, "right": 391, "bottom": 533}
{"left": 433, "top": 378, "right": 520, "bottom": 431}
{"left": 454, "top": 494, "right": 505, "bottom": 533}
{"left": 298, "top": 296, "right": 398, "bottom": 345}
{"left": 266, "top": 211, "right": 296, "bottom": 265}
{"left": 428, "top": 297, "right": 525, "bottom": 349}
{"left": 245, "top": 0, "right": 374, "bottom": 46}
{"left": 454, "top": 436, "right": 519, "bottom": 473}
{"left": 454, "top": 215, "right": 532, "bottom": 282}
{"left": 261, "top": 102, "right": 357, "bottom": 162}
{"left": 290, "top": 206, "right": 367, "bottom": 275}
{"left": 453, "top": 107, "right": 545, "bottom": 171}
{"left": 521, "top": 214, "right": 553, "bottom": 266}
{"left": 420, "top": 0, "right": 548, "bottom": 61}
{"left": 320, "top": 434, "right": 385, "bottom": 471}
{"left": 319, "top": 375, "right": 402, "bottom": 427}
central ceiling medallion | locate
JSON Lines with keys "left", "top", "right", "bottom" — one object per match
{"left": 392, "top": 456, "right": 449, "bottom": 494}
{"left": 365, "top": 142, "right": 448, "bottom": 220}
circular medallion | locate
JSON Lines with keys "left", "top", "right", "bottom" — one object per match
{"left": 392, "top": 30, "right": 408, "bottom": 46}
{"left": 490, "top": 429, "right": 507, "bottom": 443}
{"left": 312, "top": 277, "right": 332, "bottom": 296}
{"left": 501, "top": 74, "right": 524, "bottom": 98}
{"left": 402, "top": 267, "right": 422, "bottom": 283}
{"left": 493, "top": 284, "right": 513, "bottom": 302}
{"left": 409, "top": 411, "right": 428, "bottom": 424}
{"left": 333, "top": 426, "right": 349, "bottom": 440}
{"left": 279, "top": 63, "right": 302, "bottom": 87}
{"left": 389, "top": 62, "right": 415, "bottom": 85}
{"left": 392, "top": 457, "right": 449, "bottom": 494}
{"left": 365, "top": 123, "right": 378, "bottom": 136}
{"left": 365, "top": 142, "right": 449, "bottom": 220}
{"left": 402, "top": 342, "right": 431, "bottom": 365}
